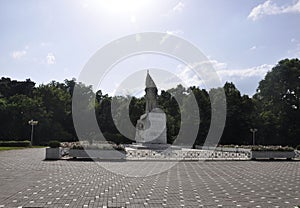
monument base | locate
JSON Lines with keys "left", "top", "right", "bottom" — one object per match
{"left": 135, "top": 110, "right": 167, "bottom": 144}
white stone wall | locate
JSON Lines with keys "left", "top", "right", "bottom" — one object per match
{"left": 126, "top": 149, "right": 251, "bottom": 160}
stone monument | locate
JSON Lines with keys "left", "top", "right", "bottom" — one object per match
{"left": 135, "top": 71, "right": 167, "bottom": 145}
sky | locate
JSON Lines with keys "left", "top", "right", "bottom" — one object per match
{"left": 1, "top": 0, "right": 300, "bottom": 96}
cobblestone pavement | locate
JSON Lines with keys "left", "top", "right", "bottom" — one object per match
{"left": 0, "top": 148, "right": 299, "bottom": 208}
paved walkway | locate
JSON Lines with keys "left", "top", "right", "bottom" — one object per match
{"left": 0, "top": 148, "right": 299, "bottom": 207}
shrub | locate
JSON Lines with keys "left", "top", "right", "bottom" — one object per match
{"left": 48, "top": 140, "right": 61, "bottom": 148}
{"left": 251, "top": 145, "right": 294, "bottom": 151}
{"left": 0, "top": 140, "right": 31, "bottom": 147}
{"left": 69, "top": 142, "right": 125, "bottom": 151}
{"left": 70, "top": 144, "right": 84, "bottom": 149}
{"left": 71, "top": 144, "right": 114, "bottom": 150}
{"left": 113, "top": 144, "right": 126, "bottom": 152}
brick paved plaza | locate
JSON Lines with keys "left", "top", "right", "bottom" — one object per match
{"left": 0, "top": 148, "right": 299, "bottom": 207}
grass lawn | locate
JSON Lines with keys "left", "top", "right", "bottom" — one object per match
{"left": 0, "top": 146, "right": 46, "bottom": 151}
{"left": 0, "top": 147, "right": 26, "bottom": 151}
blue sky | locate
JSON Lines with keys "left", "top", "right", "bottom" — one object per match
{"left": 1, "top": 0, "right": 300, "bottom": 96}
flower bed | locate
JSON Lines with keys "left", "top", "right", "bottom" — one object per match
{"left": 251, "top": 151, "right": 295, "bottom": 160}
{"left": 251, "top": 146, "right": 295, "bottom": 160}
{"left": 251, "top": 145, "right": 294, "bottom": 152}
{"left": 69, "top": 149, "right": 125, "bottom": 159}
{"left": 69, "top": 142, "right": 126, "bottom": 159}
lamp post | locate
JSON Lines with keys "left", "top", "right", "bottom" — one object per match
{"left": 28, "top": 119, "right": 38, "bottom": 145}
{"left": 250, "top": 128, "right": 258, "bottom": 145}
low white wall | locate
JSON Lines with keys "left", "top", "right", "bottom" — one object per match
{"left": 126, "top": 149, "right": 251, "bottom": 160}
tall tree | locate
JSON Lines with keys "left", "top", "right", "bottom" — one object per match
{"left": 190, "top": 87, "right": 211, "bottom": 146}
{"left": 254, "top": 58, "right": 300, "bottom": 145}
{"left": 0, "top": 77, "right": 35, "bottom": 98}
{"left": 218, "top": 82, "right": 255, "bottom": 145}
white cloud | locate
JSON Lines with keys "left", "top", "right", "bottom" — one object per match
{"left": 177, "top": 64, "right": 204, "bottom": 87}
{"left": 11, "top": 50, "right": 27, "bottom": 59}
{"left": 166, "top": 30, "right": 184, "bottom": 36}
{"left": 175, "top": 60, "right": 226, "bottom": 88}
{"left": 180, "top": 59, "right": 272, "bottom": 82}
{"left": 248, "top": 0, "right": 300, "bottom": 21}
{"left": 164, "top": 59, "right": 273, "bottom": 93}
{"left": 190, "top": 58, "right": 272, "bottom": 81}
{"left": 46, "top": 53, "right": 56, "bottom": 64}
{"left": 163, "top": 1, "right": 185, "bottom": 17}
{"left": 208, "top": 59, "right": 227, "bottom": 70}
{"left": 250, "top": 46, "right": 257, "bottom": 51}
{"left": 217, "top": 64, "right": 273, "bottom": 80}
{"left": 160, "top": 58, "right": 274, "bottom": 96}
{"left": 173, "top": 2, "right": 184, "bottom": 13}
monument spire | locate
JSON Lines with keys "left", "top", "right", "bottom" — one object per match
{"left": 145, "top": 70, "right": 158, "bottom": 113}
{"left": 146, "top": 70, "right": 156, "bottom": 88}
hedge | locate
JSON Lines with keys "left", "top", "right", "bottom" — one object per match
{"left": 48, "top": 140, "right": 61, "bottom": 148}
{"left": 251, "top": 145, "right": 294, "bottom": 151}
{"left": 0, "top": 140, "right": 31, "bottom": 147}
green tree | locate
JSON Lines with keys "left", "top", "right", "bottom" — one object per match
{"left": 1, "top": 95, "right": 49, "bottom": 142}
{"left": 190, "top": 87, "right": 211, "bottom": 146}
{"left": 34, "top": 83, "right": 73, "bottom": 143}
{"left": 254, "top": 58, "right": 300, "bottom": 145}
{"left": 158, "top": 86, "right": 182, "bottom": 144}
{"left": 218, "top": 82, "right": 255, "bottom": 145}
{"left": 0, "top": 77, "right": 35, "bottom": 98}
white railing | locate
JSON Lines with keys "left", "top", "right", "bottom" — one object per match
{"left": 295, "top": 150, "right": 300, "bottom": 158}
{"left": 126, "top": 149, "right": 251, "bottom": 160}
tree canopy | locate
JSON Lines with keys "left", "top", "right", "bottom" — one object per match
{"left": 254, "top": 58, "right": 300, "bottom": 146}
{"left": 0, "top": 58, "right": 299, "bottom": 146}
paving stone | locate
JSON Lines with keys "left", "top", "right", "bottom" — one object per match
{"left": 0, "top": 148, "right": 300, "bottom": 207}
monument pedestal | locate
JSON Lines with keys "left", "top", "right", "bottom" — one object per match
{"left": 135, "top": 109, "right": 167, "bottom": 145}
